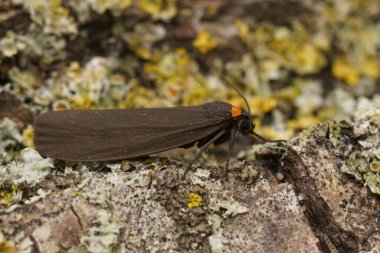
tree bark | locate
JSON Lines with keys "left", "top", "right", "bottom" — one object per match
{"left": 1, "top": 118, "right": 379, "bottom": 253}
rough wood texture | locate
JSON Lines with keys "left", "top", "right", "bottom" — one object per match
{"left": 1, "top": 118, "right": 379, "bottom": 253}
{"left": 280, "top": 125, "right": 380, "bottom": 252}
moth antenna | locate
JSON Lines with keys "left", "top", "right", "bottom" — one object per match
{"left": 223, "top": 77, "right": 252, "bottom": 118}
{"left": 251, "top": 131, "right": 286, "bottom": 143}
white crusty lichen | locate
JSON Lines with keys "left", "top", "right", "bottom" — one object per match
{"left": 208, "top": 214, "right": 226, "bottom": 253}
{"left": 208, "top": 194, "right": 249, "bottom": 218}
{"left": 0, "top": 148, "right": 54, "bottom": 187}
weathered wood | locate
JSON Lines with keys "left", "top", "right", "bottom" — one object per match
{"left": 1, "top": 119, "right": 379, "bottom": 252}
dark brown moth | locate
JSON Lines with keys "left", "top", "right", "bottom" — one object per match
{"left": 34, "top": 95, "right": 282, "bottom": 177}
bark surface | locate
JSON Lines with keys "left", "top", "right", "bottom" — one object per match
{"left": 1, "top": 119, "right": 379, "bottom": 253}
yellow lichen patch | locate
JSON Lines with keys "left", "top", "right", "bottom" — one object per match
{"left": 260, "top": 126, "right": 294, "bottom": 141}
{"left": 235, "top": 19, "right": 250, "bottom": 41}
{"left": 90, "top": 0, "right": 132, "bottom": 14}
{"left": 292, "top": 44, "right": 327, "bottom": 74}
{"left": 370, "top": 161, "right": 380, "bottom": 172}
{"left": 123, "top": 84, "right": 159, "bottom": 108}
{"left": 0, "top": 231, "right": 17, "bottom": 253}
{"left": 361, "top": 57, "right": 380, "bottom": 79}
{"left": 71, "top": 96, "right": 94, "bottom": 109}
{"left": 287, "top": 115, "right": 321, "bottom": 130}
{"left": 144, "top": 48, "right": 191, "bottom": 80}
{"left": 207, "top": 6, "right": 217, "bottom": 15}
{"left": 187, "top": 193, "right": 202, "bottom": 209}
{"left": 182, "top": 85, "right": 211, "bottom": 106}
{"left": 134, "top": 47, "right": 152, "bottom": 60}
{"left": 193, "top": 31, "right": 218, "bottom": 54}
{"left": 138, "top": 0, "right": 177, "bottom": 21}
{"left": 332, "top": 58, "right": 359, "bottom": 86}
{"left": 0, "top": 191, "right": 13, "bottom": 207}
{"left": 249, "top": 97, "right": 278, "bottom": 116}
{"left": 22, "top": 125, "right": 34, "bottom": 148}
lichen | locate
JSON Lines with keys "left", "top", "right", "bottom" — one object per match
{"left": 0, "top": 230, "right": 18, "bottom": 253}
{"left": 89, "top": 0, "right": 132, "bottom": 14}
{"left": 0, "top": 148, "right": 54, "bottom": 187}
{"left": 340, "top": 108, "right": 380, "bottom": 195}
{"left": 0, "top": 186, "right": 22, "bottom": 207}
{"left": 80, "top": 211, "right": 120, "bottom": 253}
{"left": 0, "top": 32, "right": 27, "bottom": 59}
{"left": 208, "top": 214, "right": 225, "bottom": 253}
{"left": 22, "top": 0, "right": 78, "bottom": 35}
{"left": 191, "top": 170, "right": 249, "bottom": 217}
{"left": 24, "top": 188, "right": 51, "bottom": 204}
{"left": 193, "top": 31, "right": 218, "bottom": 54}
{"left": 0, "top": 118, "right": 23, "bottom": 163}
{"left": 138, "top": 0, "right": 177, "bottom": 21}
{"left": 1, "top": 0, "right": 379, "bottom": 150}
{"left": 21, "top": 126, "right": 34, "bottom": 148}
{"left": 187, "top": 192, "right": 202, "bottom": 209}
{"left": 83, "top": 188, "right": 111, "bottom": 208}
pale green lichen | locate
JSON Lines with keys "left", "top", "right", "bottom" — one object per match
{"left": 0, "top": 32, "right": 27, "bottom": 59}
{"left": 340, "top": 108, "right": 380, "bottom": 195}
{"left": 0, "top": 148, "right": 54, "bottom": 187}
{"left": 23, "top": 0, "right": 78, "bottom": 35}
{"left": 193, "top": 173, "right": 249, "bottom": 217}
{"left": 208, "top": 214, "right": 225, "bottom": 253}
{"left": 80, "top": 210, "right": 120, "bottom": 253}
{"left": 208, "top": 194, "right": 249, "bottom": 217}
{"left": 83, "top": 188, "right": 111, "bottom": 208}
{"left": 0, "top": 118, "right": 23, "bottom": 163}
{"left": 121, "top": 23, "right": 166, "bottom": 60}
{"left": 24, "top": 34, "right": 67, "bottom": 65}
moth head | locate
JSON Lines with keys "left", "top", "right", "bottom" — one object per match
{"left": 237, "top": 113, "right": 255, "bottom": 135}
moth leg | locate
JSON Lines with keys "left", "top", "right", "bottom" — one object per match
{"left": 225, "top": 127, "right": 237, "bottom": 178}
{"left": 182, "top": 129, "right": 226, "bottom": 179}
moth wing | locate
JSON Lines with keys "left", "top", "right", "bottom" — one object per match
{"left": 34, "top": 102, "right": 232, "bottom": 161}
